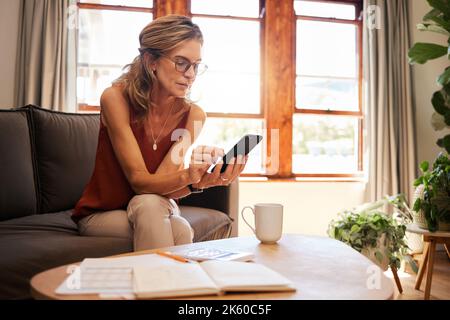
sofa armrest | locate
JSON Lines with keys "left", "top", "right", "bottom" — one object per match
{"left": 178, "top": 180, "right": 239, "bottom": 237}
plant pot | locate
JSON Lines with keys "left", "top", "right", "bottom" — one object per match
{"left": 413, "top": 183, "right": 450, "bottom": 231}
{"left": 412, "top": 210, "right": 428, "bottom": 229}
{"left": 412, "top": 185, "right": 428, "bottom": 229}
{"left": 360, "top": 234, "right": 390, "bottom": 271}
{"left": 405, "top": 230, "right": 423, "bottom": 254}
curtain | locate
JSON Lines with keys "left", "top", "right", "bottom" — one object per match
{"left": 363, "top": 0, "right": 417, "bottom": 205}
{"left": 14, "top": 0, "right": 73, "bottom": 111}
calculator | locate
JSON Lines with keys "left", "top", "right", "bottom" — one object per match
{"left": 175, "top": 247, "right": 255, "bottom": 262}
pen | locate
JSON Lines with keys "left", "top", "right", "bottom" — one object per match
{"left": 154, "top": 250, "right": 191, "bottom": 263}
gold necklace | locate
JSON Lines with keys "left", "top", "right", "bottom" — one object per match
{"left": 149, "top": 101, "right": 176, "bottom": 151}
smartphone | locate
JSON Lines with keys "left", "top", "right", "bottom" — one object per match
{"left": 210, "top": 134, "right": 263, "bottom": 173}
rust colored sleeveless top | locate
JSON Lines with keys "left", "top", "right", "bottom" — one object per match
{"left": 72, "top": 104, "right": 191, "bottom": 223}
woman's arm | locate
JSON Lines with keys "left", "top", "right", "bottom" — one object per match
{"left": 155, "top": 103, "right": 215, "bottom": 199}
{"left": 164, "top": 186, "right": 191, "bottom": 200}
{"left": 100, "top": 86, "right": 206, "bottom": 195}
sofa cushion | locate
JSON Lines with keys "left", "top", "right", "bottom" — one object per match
{"left": 0, "top": 211, "right": 132, "bottom": 299}
{"left": 0, "top": 109, "right": 37, "bottom": 221}
{"left": 179, "top": 206, "right": 232, "bottom": 242}
{"left": 179, "top": 185, "right": 231, "bottom": 216}
{"left": 27, "top": 106, "right": 100, "bottom": 213}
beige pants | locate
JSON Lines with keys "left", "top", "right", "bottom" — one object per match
{"left": 77, "top": 194, "right": 194, "bottom": 251}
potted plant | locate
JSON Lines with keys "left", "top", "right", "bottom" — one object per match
{"left": 328, "top": 195, "right": 417, "bottom": 272}
{"left": 407, "top": 0, "right": 450, "bottom": 233}
{"left": 413, "top": 152, "right": 450, "bottom": 231}
{"left": 385, "top": 194, "right": 424, "bottom": 254}
{"left": 408, "top": 0, "right": 450, "bottom": 152}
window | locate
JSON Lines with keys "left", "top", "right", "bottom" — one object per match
{"left": 190, "top": 0, "right": 363, "bottom": 178}
{"left": 76, "top": 0, "right": 153, "bottom": 111}
{"left": 293, "top": 0, "right": 363, "bottom": 176}
{"left": 74, "top": 0, "right": 363, "bottom": 179}
{"left": 189, "top": 0, "right": 265, "bottom": 174}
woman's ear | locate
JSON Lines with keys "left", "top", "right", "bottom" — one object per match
{"left": 142, "top": 52, "right": 157, "bottom": 73}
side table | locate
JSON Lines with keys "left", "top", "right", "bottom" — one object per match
{"left": 406, "top": 223, "right": 450, "bottom": 300}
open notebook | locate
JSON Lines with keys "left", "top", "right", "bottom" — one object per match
{"left": 133, "top": 260, "right": 296, "bottom": 299}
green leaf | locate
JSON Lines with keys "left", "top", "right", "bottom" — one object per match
{"left": 432, "top": 90, "right": 449, "bottom": 115}
{"left": 408, "top": 43, "right": 448, "bottom": 64}
{"left": 431, "top": 112, "right": 448, "bottom": 130}
{"left": 438, "top": 67, "right": 450, "bottom": 86}
{"left": 404, "top": 255, "right": 419, "bottom": 274}
{"left": 350, "top": 225, "right": 361, "bottom": 234}
{"left": 424, "top": 8, "right": 442, "bottom": 21}
{"left": 420, "top": 161, "right": 430, "bottom": 172}
{"left": 414, "top": 177, "right": 423, "bottom": 186}
{"left": 417, "top": 23, "right": 450, "bottom": 36}
{"left": 436, "top": 134, "right": 450, "bottom": 153}
{"left": 413, "top": 198, "right": 422, "bottom": 211}
{"left": 428, "top": 15, "right": 450, "bottom": 32}
{"left": 427, "top": 0, "right": 450, "bottom": 17}
{"left": 375, "top": 251, "right": 384, "bottom": 264}
{"left": 445, "top": 110, "right": 450, "bottom": 126}
{"left": 443, "top": 83, "right": 450, "bottom": 96}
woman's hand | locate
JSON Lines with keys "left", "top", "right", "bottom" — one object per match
{"left": 188, "top": 145, "right": 224, "bottom": 184}
{"left": 192, "top": 154, "right": 248, "bottom": 189}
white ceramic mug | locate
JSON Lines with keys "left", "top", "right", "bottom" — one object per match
{"left": 241, "top": 203, "right": 283, "bottom": 244}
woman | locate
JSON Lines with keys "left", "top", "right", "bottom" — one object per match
{"left": 73, "top": 15, "right": 247, "bottom": 251}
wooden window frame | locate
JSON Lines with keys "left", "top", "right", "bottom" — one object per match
{"left": 75, "top": 0, "right": 364, "bottom": 181}
{"left": 293, "top": 0, "right": 364, "bottom": 179}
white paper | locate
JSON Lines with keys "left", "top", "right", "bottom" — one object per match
{"left": 55, "top": 254, "right": 182, "bottom": 297}
{"left": 133, "top": 263, "right": 219, "bottom": 299}
{"left": 201, "top": 260, "right": 295, "bottom": 291}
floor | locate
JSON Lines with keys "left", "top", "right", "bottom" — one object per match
{"left": 388, "top": 251, "right": 450, "bottom": 300}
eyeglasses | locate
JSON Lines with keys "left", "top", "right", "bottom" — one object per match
{"left": 161, "top": 55, "right": 208, "bottom": 76}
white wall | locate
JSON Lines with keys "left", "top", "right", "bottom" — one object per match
{"left": 238, "top": 181, "right": 367, "bottom": 237}
{"left": 0, "top": 0, "right": 20, "bottom": 109}
{"left": 409, "top": 0, "right": 450, "bottom": 165}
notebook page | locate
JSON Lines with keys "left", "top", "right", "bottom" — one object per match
{"left": 55, "top": 254, "right": 181, "bottom": 296}
{"left": 200, "top": 261, "right": 296, "bottom": 292}
{"left": 133, "top": 263, "right": 220, "bottom": 299}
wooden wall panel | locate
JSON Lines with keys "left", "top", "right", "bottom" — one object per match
{"left": 263, "top": 0, "right": 295, "bottom": 178}
{"left": 154, "top": 0, "right": 189, "bottom": 17}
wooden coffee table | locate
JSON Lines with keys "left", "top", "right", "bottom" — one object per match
{"left": 30, "top": 234, "right": 394, "bottom": 300}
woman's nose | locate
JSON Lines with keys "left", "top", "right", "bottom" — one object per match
{"left": 184, "top": 65, "right": 196, "bottom": 79}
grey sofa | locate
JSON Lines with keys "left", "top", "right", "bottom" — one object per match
{"left": 0, "top": 105, "right": 238, "bottom": 299}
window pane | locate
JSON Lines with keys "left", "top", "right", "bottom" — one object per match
{"left": 296, "top": 20, "right": 358, "bottom": 111}
{"left": 294, "top": 0, "right": 355, "bottom": 20}
{"left": 296, "top": 76, "right": 358, "bottom": 111}
{"left": 193, "top": 118, "right": 265, "bottom": 174}
{"left": 191, "top": 0, "right": 259, "bottom": 18}
{"left": 191, "top": 17, "right": 260, "bottom": 114}
{"left": 77, "top": 9, "right": 152, "bottom": 105}
{"left": 292, "top": 115, "right": 359, "bottom": 173}
{"left": 79, "top": 0, "right": 153, "bottom": 8}
{"left": 297, "top": 20, "right": 357, "bottom": 78}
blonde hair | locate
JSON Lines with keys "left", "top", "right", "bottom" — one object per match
{"left": 113, "top": 15, "right": 203, "bottom": 119}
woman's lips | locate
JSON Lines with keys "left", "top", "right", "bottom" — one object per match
{"left": 176, "top": 83, "right": 189, "bottom": 89}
